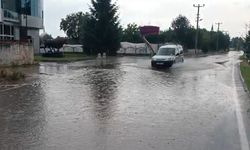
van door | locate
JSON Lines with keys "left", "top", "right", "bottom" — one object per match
{"left": 179, "top": 47, "right": 184, "bottom": 63}
{"left": 175, "top": 48, "right": 181, "bottom": 63}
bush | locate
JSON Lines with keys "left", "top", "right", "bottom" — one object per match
{"left": 0, "top": 69, "right": 25, "bottom": 81}
{"left": 246, "top": 53, "right": 250, "bottom": 60}
{"left": 44, "top": 37, "right": 68, "bottom": 51}
{"left": 42, "top": 51, "right": 64, "bottom": 58}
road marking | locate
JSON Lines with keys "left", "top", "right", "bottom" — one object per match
{"left": 232, "top": 57, "right": 250, "bottom": 150}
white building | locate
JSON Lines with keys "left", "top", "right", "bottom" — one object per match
{"left": 0, "top": 0, "right": 43, "bottom": 54}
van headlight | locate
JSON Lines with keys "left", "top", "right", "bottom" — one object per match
{"left": 169, "top": 57, "right": 175, "bottom": 61}
{"left": 152, "top": 58, "right": 157, "bottom": 61}
{"left": 163, "top": 58, "right": 171, "bottom": 61}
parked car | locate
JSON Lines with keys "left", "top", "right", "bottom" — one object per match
{"left": 151, "top": 44, "right": 184, "bottom": 68}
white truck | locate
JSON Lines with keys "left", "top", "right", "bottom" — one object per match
{"left": 151, "top": 44, "right": 184, "bottom": 68}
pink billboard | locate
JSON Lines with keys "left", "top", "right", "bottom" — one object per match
{"left": 139, "top": 26, "right": 160, "bottom": 36}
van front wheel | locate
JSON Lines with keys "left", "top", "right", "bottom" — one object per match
{"left": 166, "top": 64, "right": 173, "bottom": 68}
{"left": 166, "top": 62, "right": 173, "bottom": 68}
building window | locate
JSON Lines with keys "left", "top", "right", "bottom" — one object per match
{"left": 2, "top": 0, "right": 18, "bottom": 12}
{"left": 0, "top": 24, "right": 14, "bottom": 40}
{"left": 1, "top": 0, "right": 43, "bottom": 18}
{"left": 21, "top": 0, "right": 43, "bottom": 18}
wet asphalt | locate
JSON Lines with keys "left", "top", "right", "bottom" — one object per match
{"left": 0, "top": 51, "right": 249, "bottom": 150}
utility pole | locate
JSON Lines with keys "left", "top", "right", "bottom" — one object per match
{"left": 216, "top": 22, "right": 222, "bottom": 51}
{"left": 25, "top": 0, "right": 28, "bottom": 39}
{"left": 193, "top": 4, "right": 205, "bottom": 54}
{"left": 245, "top": 24, "right": 248, "bottom": 37}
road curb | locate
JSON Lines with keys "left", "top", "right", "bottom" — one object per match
{"left": 238, "top": 63, "right": 250, "bottom": 98}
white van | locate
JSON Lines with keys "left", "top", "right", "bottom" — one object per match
{"left": 151, "top": 44, "right": 184, "bottom": 68}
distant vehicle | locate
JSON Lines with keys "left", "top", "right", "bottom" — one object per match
{"left": 151, "top": 44, "right": 184, "bottom": 68}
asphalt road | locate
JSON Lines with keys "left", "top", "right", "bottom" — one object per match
{"left": 0, "top": 51, "right": 250, "bottom": 150}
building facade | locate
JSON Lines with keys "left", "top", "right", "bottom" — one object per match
{"left": 0, "top": 0, "right": 43, "bottom": 54}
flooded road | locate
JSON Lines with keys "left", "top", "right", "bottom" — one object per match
{"left": 0, "top": 51, "right": 249, "bottom": 150}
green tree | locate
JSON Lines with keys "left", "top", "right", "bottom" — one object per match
{"left": 171, "top": 15, "right": 191, "bottom": 48}
{"left": 60, "top": 12, "right": 89, "bottom": 44}
{"left": 199, "top": 29, "right": 230, "bottom": 52}
{"left": 219, "top": 32, "right": 230, "bottom": 50}
{"left": 209, "top": 31, "right": 217, "bottom": 51}
{"left": 186, "top": 28, "right": 196, "bottom": 49}
{"left": 199, "top": 29, "right": 211, "bottom": 53}
{"left": 122, "top": 23, "right": 142, "bottom": 43}
{"left": 231, "top": 37, "right": 244, "bottom": 50}
{"left": 245, "top": 32, "right": 250, "bottom": 57}
{"left": 161, "top": 28, "right": 175, "bottom": 43}
{"left": 40, "top": 33, "right": 53, "bottom": 47}
{"left": 82, "top": 0, "right": 122, "bottom": 56}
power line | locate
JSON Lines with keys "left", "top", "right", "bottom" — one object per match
{"left": 216, "top": 22, "right": 222, "bottom": 51}
{"left": 193, "top": 4, "right": 205, "bottom": 54}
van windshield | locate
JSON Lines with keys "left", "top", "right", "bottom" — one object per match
{"left": 157, "top": 48, "right": 175, "bottom": 56}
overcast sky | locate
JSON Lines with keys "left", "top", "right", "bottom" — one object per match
{"left": 44, "top": 0, "right": 250, "bottom": 38}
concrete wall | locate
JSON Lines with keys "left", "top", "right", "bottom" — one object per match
{"left": 0, "top": 43, "right": 34, "bottom": 66}
{"left": 118, "top": 42, "right": 159, "bottom": 55}
{"left": 28, "top": 29, "right": 40, "bottom": 54}
{"left": 20, "top": 15, "right": 43, "bottom": 29}
{"left": 14, "top": 27, "right": 20, "bottom": 40}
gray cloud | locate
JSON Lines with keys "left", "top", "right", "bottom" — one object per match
{"left": 44, "top": 0, "right": 250, "bottom": 37}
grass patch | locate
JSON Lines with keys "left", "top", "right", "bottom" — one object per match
{"left": 35, "top": 52, "right": 94, "bottom": 62}
{"left": 0, "top": 69, "right": 25, "bottom": 81}
{"left": 240, "top": 55, "right": 246, "bottom": 60}
{"left": 240, "top": 59, "right": 250, "bottom": 90}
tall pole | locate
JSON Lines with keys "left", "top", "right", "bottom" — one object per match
{"left": 25, "top": 0, "right": 28, "bottom": 39}
{"left": 193, "top": 4, "right": 205, "bottom": 54}
{"left": 216, "top": 22, "right": 222, "bottom": 51}
{"left": 245, "top": 24, "right": 248, "bottom": 37}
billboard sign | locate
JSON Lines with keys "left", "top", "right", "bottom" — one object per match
{"left": 139, "top": 26, "right": 160, "bottom": 36}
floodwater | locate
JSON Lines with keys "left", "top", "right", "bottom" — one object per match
{"left": 0, "top": 51, "right": 248, "bottom": 150}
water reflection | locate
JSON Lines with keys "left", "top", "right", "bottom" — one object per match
{"left": 87, "top": 59, "right": 122, "bottom": 121}
{"left": 84, "top": 59, "right": 123, "bottom": 150}
{"left": 39, "top": 63, "right": 69, "bottom": 74}
{"left": 0, "top": 53, "right": 242, "bottom": 149}
{"left": 0, "top": 82, "right": 46, "bottom": 149}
